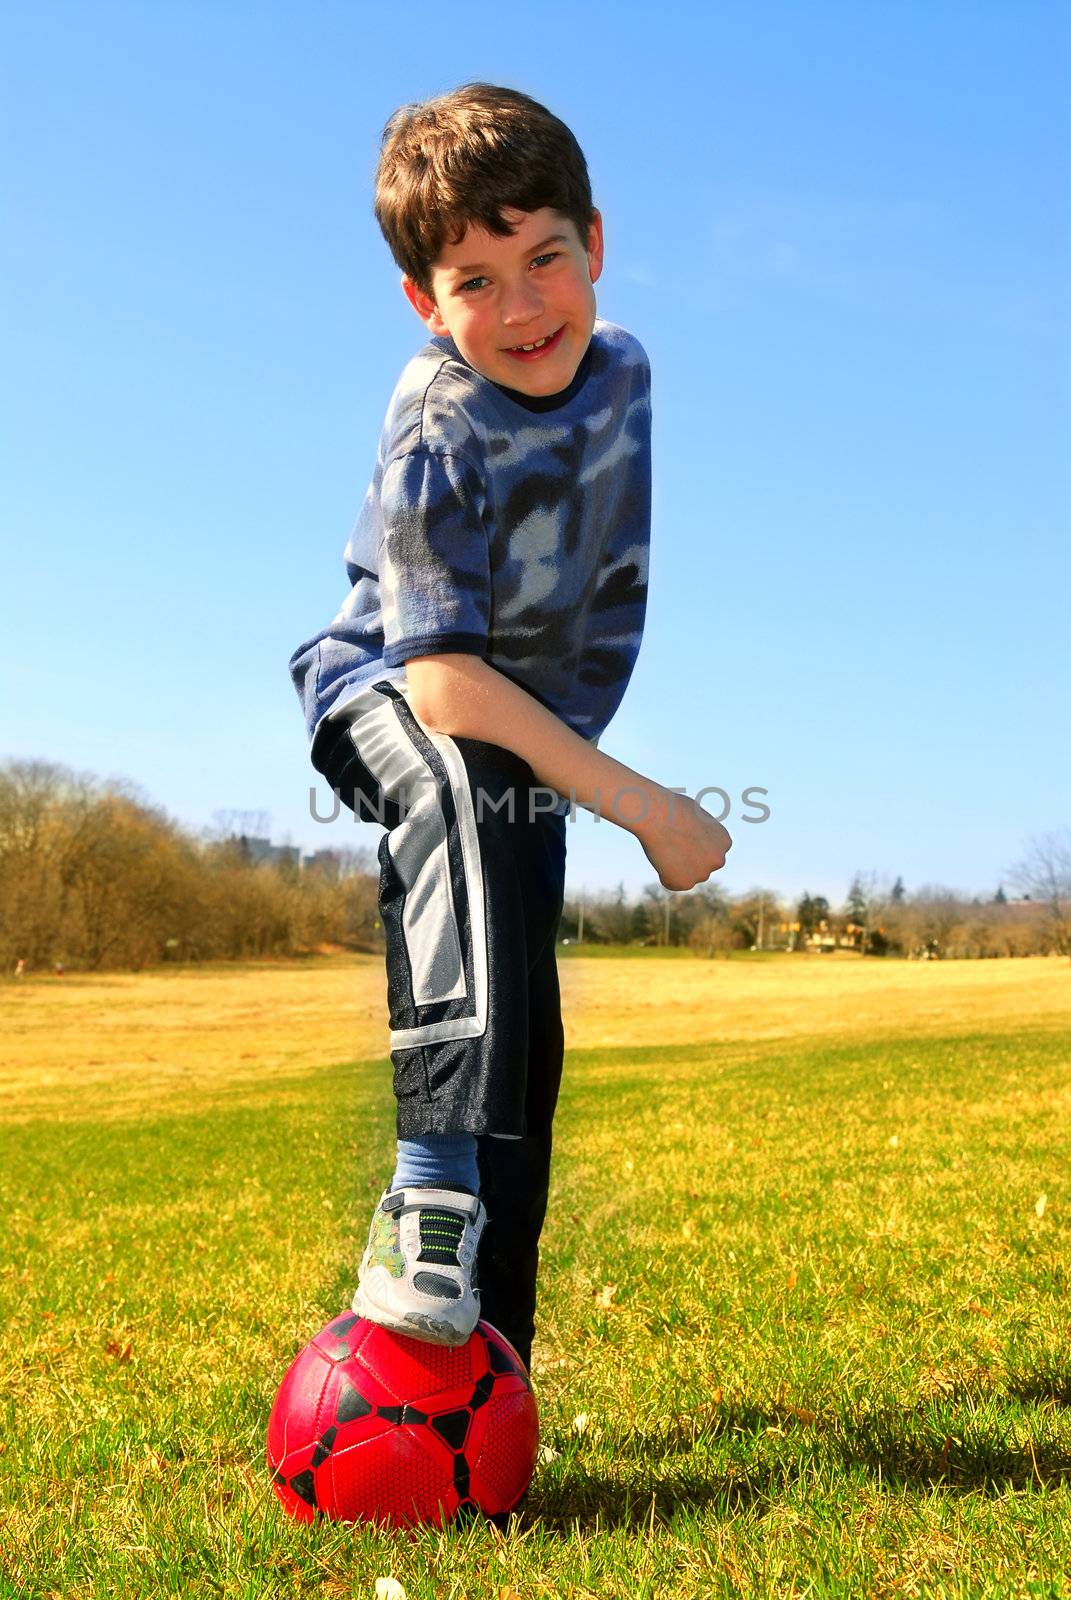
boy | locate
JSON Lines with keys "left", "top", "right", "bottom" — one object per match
{"left": 289, "top": 83, "right": 730, "bottom": 1374}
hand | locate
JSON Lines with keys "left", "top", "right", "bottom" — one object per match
{"left": 633, "top": 788, "right": 732, "bottom": 891}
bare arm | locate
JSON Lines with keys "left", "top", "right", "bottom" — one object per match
{"left": 406, "top": 653, "right": 731, "bottom": 890}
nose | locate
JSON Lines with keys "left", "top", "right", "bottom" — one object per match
{"left": 500, "top": 276, "right": 543, "bottom": 327}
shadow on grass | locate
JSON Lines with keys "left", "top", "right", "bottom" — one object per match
{"left": 1005, "top": 1370, "right": 1071, "bottom": 1409}
{"left": 517, "top": 1390, "right": 1071, "bottom": 1530}
{"left": 518, "top": 1466, "right": 763, "bottom": 1532}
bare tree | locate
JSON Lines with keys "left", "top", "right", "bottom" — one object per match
{"left": 1008, "top": 829, "right": 1071, "bottom": 957}
{"left": 208, "top": 808, "right": 271, "bottom": 842}
{"left": 904, "top": 885, "right": 969, "bottom": 959}
{"left": 0, "top": 760, "right": 98, "bottom": 968}
{"left": 686, "top": 884, "right": 733, "bottom": 957}
{"left": 642, "top": 881, "right": 679, "bottom": 945}
{"left": 600, "top": 882, "right": 635, "bottom": 944}
{"left": 731, "top": 888, "right": 783, "bottom": 951}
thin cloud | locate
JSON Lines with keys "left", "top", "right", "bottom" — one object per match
{"left": 620, "top": 191, "right": 1066, "bottom": 336}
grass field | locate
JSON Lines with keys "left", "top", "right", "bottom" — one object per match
{"left": 1, "top": 951, "right": 1069, "bottom": 1598}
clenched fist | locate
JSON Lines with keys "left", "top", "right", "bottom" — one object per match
{"left": 632, "top": 787, "right": 732, "bottom": 891}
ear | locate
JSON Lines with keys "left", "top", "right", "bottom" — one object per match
{"left": 401, "top": 274, "right": 450, "bottom": 337}
{"left": 585, "top": 209, "right": 604, "bottom": 286}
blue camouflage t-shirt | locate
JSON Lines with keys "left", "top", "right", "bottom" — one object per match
{"left": 289, "top": 317, "right": 652, "bottom": 801}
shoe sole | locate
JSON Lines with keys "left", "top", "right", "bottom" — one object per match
{"left": 352, "top": 1283, "right": 477, "bottom": 1348}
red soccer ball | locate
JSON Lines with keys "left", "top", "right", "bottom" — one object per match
{"left": 266, "top": 1311, "right": 538, "bottom": 1528}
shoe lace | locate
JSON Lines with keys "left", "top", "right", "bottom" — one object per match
{"left": 416, "top": 1207, "right": 466, "bottom": 1267}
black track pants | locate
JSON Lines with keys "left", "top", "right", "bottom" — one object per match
{"left": 315, "top": 676, "right": 569, "bottom": 1366}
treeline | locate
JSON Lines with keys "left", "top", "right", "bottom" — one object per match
{"left": 1, "top": 761, "right": 1067, "bottom": 972}
{"left": 560, "top": 872, "right": 1070, "bottom": 960}
{"left": 0, "top": 761, "right": 380, "bottom": 972}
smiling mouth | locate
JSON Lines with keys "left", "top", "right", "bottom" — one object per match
{"left": 504, "top": 326, "right": 564, "bottom": 353}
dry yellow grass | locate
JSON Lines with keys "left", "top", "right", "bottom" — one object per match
{"left": 1, "top": 952, "right": 1067, "bottom": 1124}
{"left": 559, "top": 950, "right": 1071, "bottom": 1051}
{"left": 0, "top": 958, "right": 387, "bottom": 1120}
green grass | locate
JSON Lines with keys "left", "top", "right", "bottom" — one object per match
{"left": 2, "top": 1012, "right": 1070, "bottom": 1596}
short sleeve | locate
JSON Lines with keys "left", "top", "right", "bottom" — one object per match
{"left": 378, "top": 450, "right": 491, "bottom": 667}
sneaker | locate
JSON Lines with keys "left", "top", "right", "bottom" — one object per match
{"left": 352, "top": 1186, "right": 486, "bottom": 1347}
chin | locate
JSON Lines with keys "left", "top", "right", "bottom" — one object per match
{"left": 517, "top": 367, "right": 575, "bottom": 394}
{"left": 501, "top": 340, "right": 585, "bottom": 394}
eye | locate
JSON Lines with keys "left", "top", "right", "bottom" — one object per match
{"left": 457, "top": 253, "right": 561, "bottom": 295}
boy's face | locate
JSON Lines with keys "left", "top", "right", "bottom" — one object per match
{"left": 401, "top": 205, "right": 604, "bottom": 396}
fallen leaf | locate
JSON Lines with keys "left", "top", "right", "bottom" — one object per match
{"left": 786, "top": 1404, "right": 816, "bottom": 1425}
{"left": 594, "top": 1283, "right": 618, "bottom": 1309}
{"left": 572, "top": 1412, "right": 590, "bottom": 1436}
{"left": 375, "top": 1580, "right": 406, "bottom": 1600}
{"left": 1036, "top": 1194, "right": 1047, "bottom": 1218}
{"left": 786, "top": 1268, "right": 798, "bottom": 1291}
{"left": 536, "top": 1443, "right": 560, "bottom": 1465}
{"left": 499, "top": 1588, "right": 525, "bottom": 1600}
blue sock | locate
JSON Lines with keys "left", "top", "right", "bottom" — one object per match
{"left": 391, "top": 1133, "right": 480, "bottom": 1195}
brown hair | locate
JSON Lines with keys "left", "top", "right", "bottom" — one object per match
{"left": 373, "top": 83, "right": 595, "bottom": 300}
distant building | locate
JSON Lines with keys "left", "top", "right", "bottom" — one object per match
{"left": 269, "top": 845, "right": 301, "bottom": 871}
{"left": 236, "top": 836, "right": 300, "bottom": 870}
{"left": 239, "top": 835, "right": 274, "bottom": 864}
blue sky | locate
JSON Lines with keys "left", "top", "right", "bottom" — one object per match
{"left": 4, "top": 0, "right": 1068, "bottom": 903}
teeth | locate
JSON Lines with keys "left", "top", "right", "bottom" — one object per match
{"left": 512, "top": 332, "right": 553, "bottom": 352}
